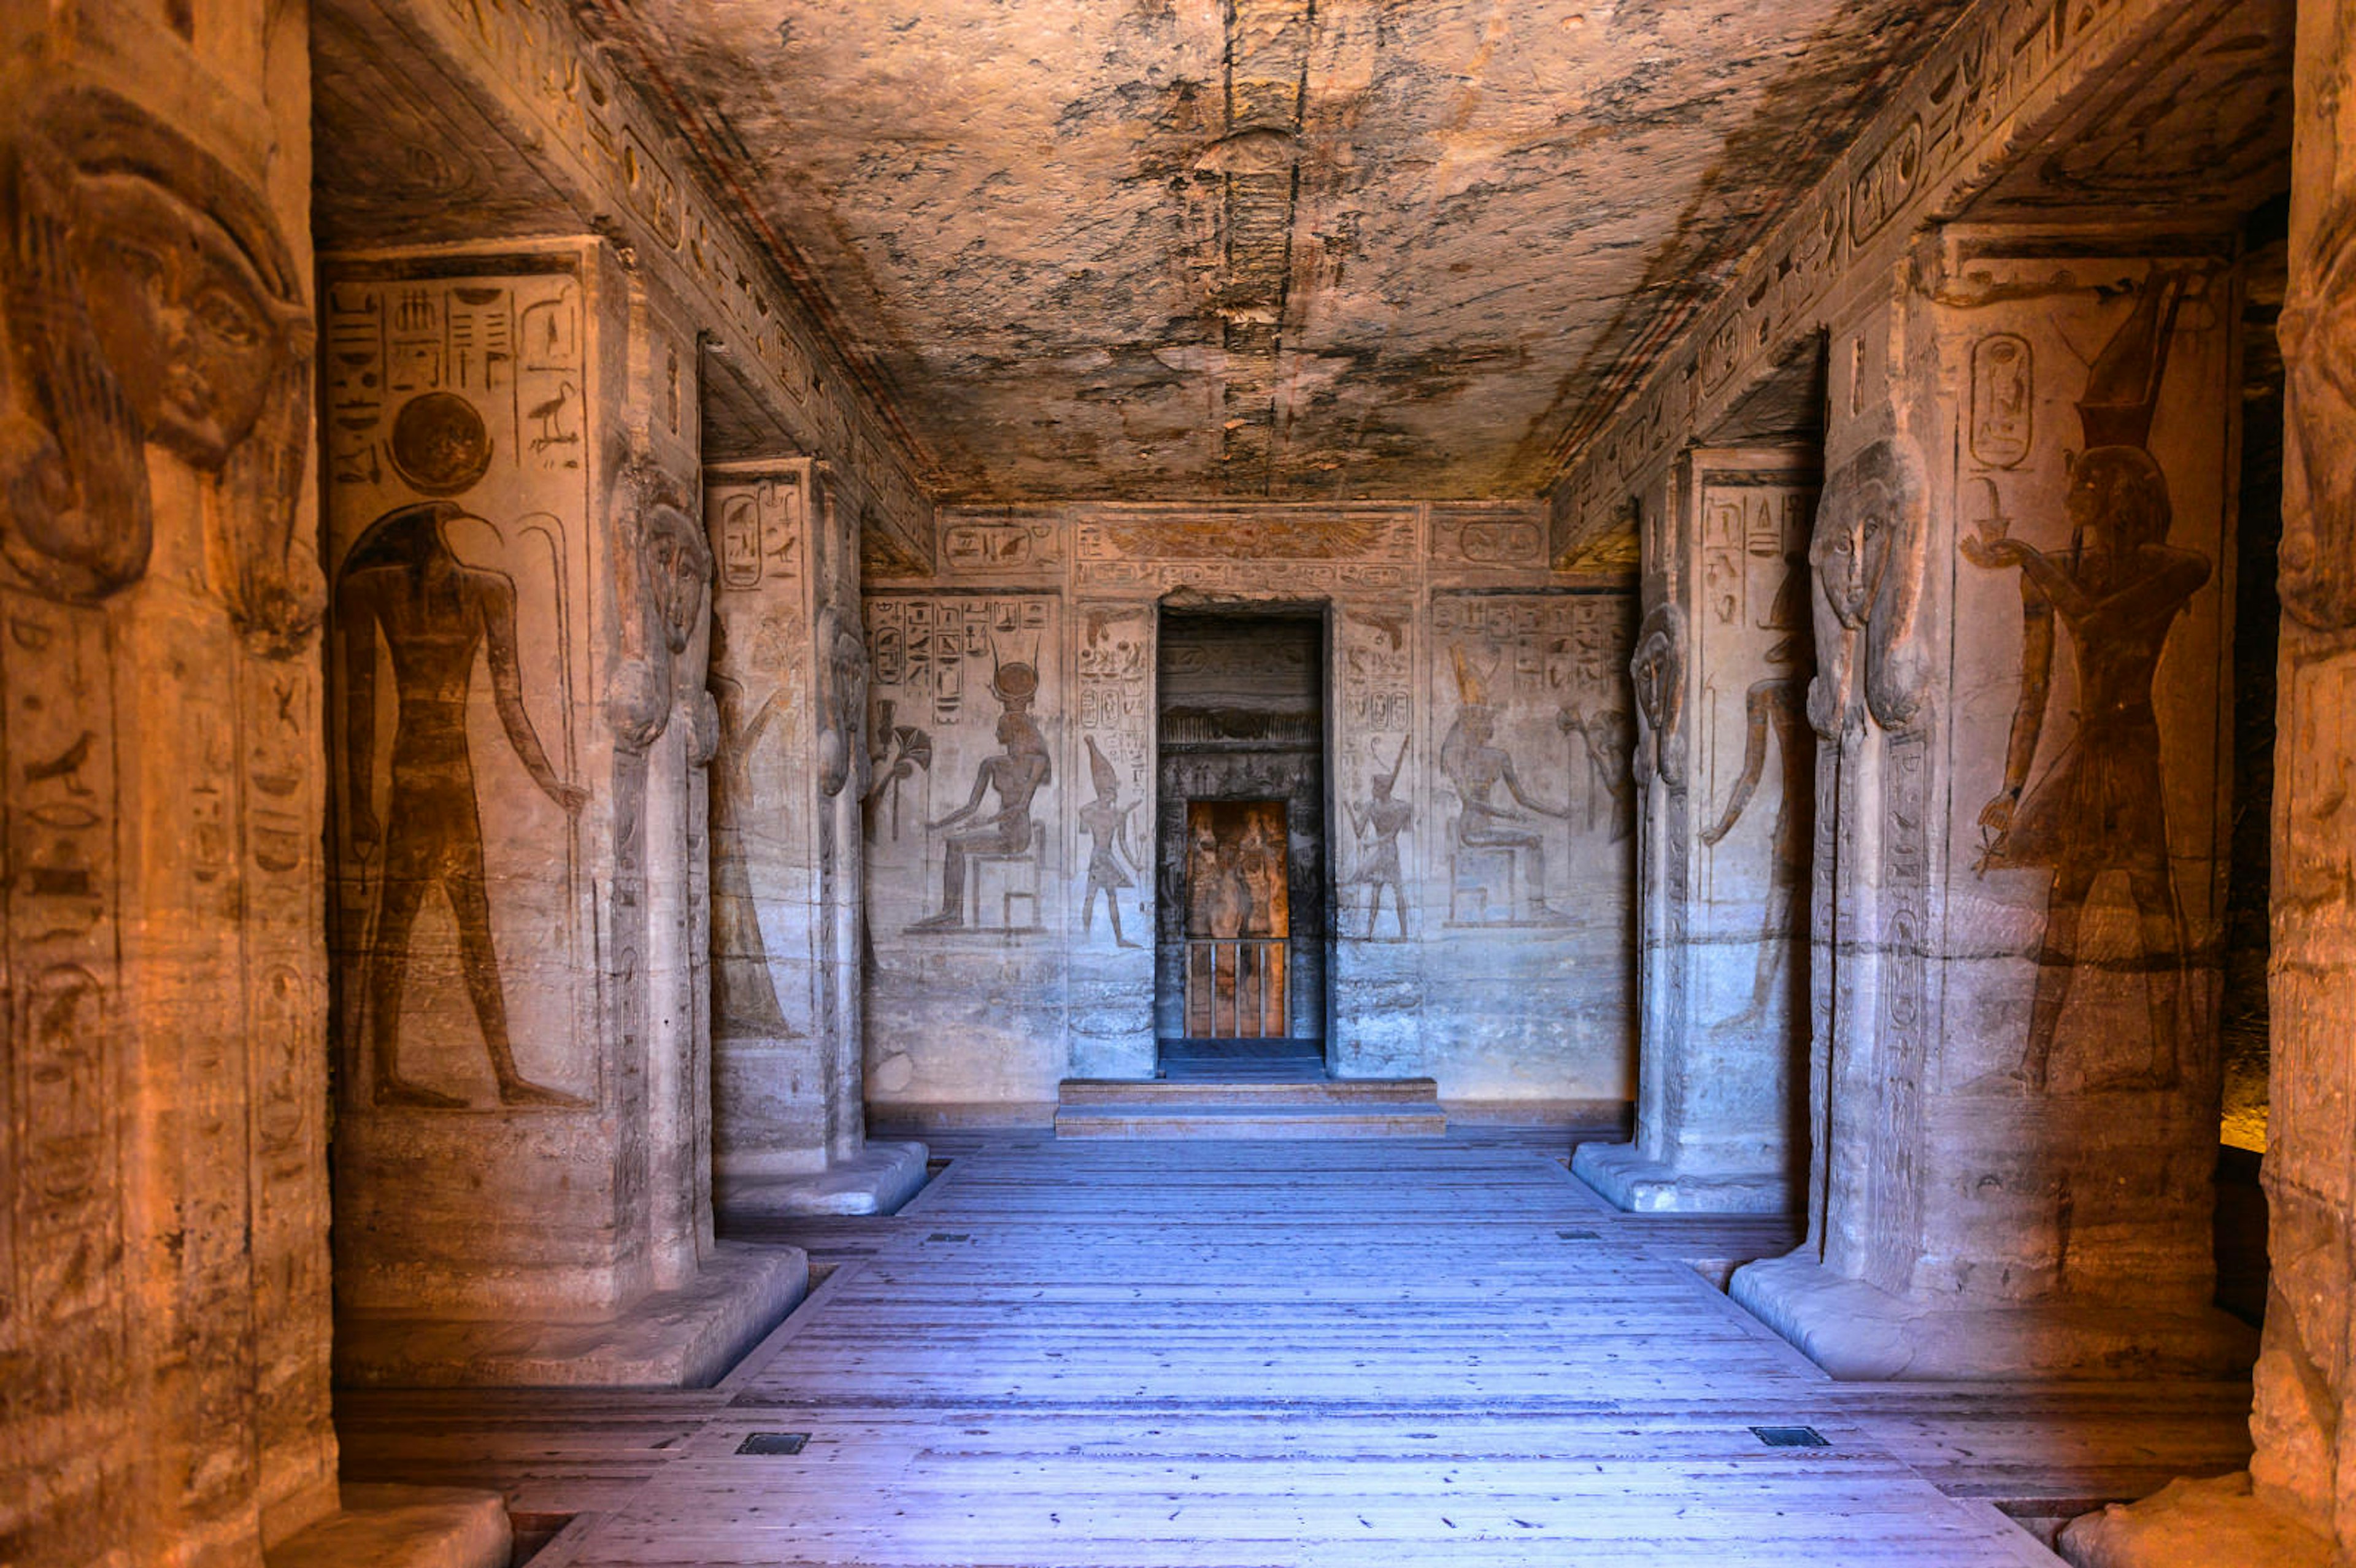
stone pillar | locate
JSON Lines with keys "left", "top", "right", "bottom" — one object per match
{"left": 1579, "top": 450, "right": 1817, "bottom": 1212}
{"left": 0, "top": 4, "right": 498, "bottom": 1562}
{"left": 325, "top": 242, "right": 802, "bottom": 1386}
{"left": 2062, "top": 0, "right": 2356, "bottom": 1556}
{"left": 706, "top": 459, "right": 924, "bottom": 1215}
{"left": 1732, "top": 239, "right": 2256, "bottom": 1379}
{"left": 1069, "top": 599, "right": 1157, "bottom": 1078}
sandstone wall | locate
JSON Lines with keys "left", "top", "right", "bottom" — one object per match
{"left": 0, "top": 0, "right": 337, "bottom": 1558}
{"left": 864, "top": 503, "right": 1637, "bottom": 1118}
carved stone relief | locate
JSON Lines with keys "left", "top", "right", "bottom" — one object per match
{"left": 1808, "top": 438, "right": 1927, "bottom": 739}
{"left": 326, "top": 266, "right": 595, "bottom": 1111}
{"left": 1337, "top": 605, "right": 1417, "bottom": 942}
{"left": 1, "top": 88, "right": 315, "bottom": 639}
{"left": 1432, "top": 593, "right": 1631, "bottom": 930}
{"left": 864, "top": 595, "right": 1058, "bottom": 940}
{"left": 1955, "top": 267, "right": 2217, "bottom": 1096}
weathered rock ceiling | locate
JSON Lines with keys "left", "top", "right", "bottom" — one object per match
{"left": 573, "top": 0, "right": 1966, "bottom": 501}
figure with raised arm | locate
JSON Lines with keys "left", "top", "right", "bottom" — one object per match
{"left": 1961, "top": 271, "right": 2211, "bottom": 1091}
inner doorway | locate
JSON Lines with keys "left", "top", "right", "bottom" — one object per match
{"left": 1154, "top": 610, "right": 1327, "bottom": 1076}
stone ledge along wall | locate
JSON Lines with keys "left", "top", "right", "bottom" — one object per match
{"left": 862, "top": 502, "right": 1638, "bottom": 1121}
{"left": 0, "top": 0, "right": 341, "bottom": 1558}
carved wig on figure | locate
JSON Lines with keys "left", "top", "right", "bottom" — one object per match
{"left": 1629, "top": 603, "right": 1687, "bottom": 788}
{"left": 1, "top": 88, "right": 315, "bottom": 637}
{"left": 1960, "top": 268, "right": 2212, "bottom": 1093}
{"left": 1807, "top": 439, "right": 1927, "bottom": 738}
{"left": 608, "top": 482, "right": 714, "bottom": 752}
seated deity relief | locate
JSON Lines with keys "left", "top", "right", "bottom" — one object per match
{"left": 1, "top": 88, "right": 315, "bottom": 639}
{"left": 906, "top": 655, "right": 1052, "bottom": 936}
{"left": 1442, "top": 644, "right": 1574, "bottom": 926}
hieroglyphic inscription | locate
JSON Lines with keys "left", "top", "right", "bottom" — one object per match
{"left": 1431, "top": 593, "right": 1634, "bottom": 928}
{"left": 864, "top": 595, "right": 1058, "bottom": 939}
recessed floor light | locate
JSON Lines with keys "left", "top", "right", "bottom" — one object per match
{"left": 1749, "top": 1425, "right": 1830, "bottom": 1448}
{"left": 737, "top": 1432, "right": 810, "bottom": 1455}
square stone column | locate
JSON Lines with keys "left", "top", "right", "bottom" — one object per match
{"left": 2063, "top": 0, "right": 2356, "bottom": 1555}
{"left": 706, "top": 459, "right": 924, "bottom": 1217}
{"left": 1579, "top": 449, "right": 1817, "bottom": 1213}
{"left": 324, "top": 242, "right": 801, "bottom": 1386}
{"left": 1733, "top": 239, "right": 2256, "bottom": 1379}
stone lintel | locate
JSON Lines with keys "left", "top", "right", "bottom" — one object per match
{"left": 1571, "top": 1140, "right": 1798, "bottom": 1215}
{"left": 1730, "top": 1253, "right": 2257, "bottom": 1382}
{"left": 335, "top": 1243, "right": 806, "bottom": 1388}
{"left": 718, "top": 1140, "right": 931, "bottom": 1220}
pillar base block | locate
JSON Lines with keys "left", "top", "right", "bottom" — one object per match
{"left": 1571, "top": 1140, "right": 1797, "bottom": 1214}
{"left": 2058, "top": 1474, "right": 2333, "bottom": 1568}
{"left": 334, "top": 1242, "right": 806, "bottom": 1388}
{"left": 1730, "top": 1252, "right": 2258, "bottom": 1380}
{"left": 718, "top": 1140, "right": 930, "bottom": 1220}
{"left": 266, "top": 1486, "right": 510, "bottom": 1568}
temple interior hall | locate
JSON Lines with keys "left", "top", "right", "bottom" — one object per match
{"left": 5, "top": 0, "right": 2355, "bottom": 1562}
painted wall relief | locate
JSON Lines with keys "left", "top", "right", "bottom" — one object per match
{"left": 864, "top": 595, "right": 1058, "bottom": 940}
{"left": 1075, "top": 603, "right": 1151, "bottom": 950}
{"left": 706, "top": 475, "right": 804, "bottom": 1040}
{"left": 327, "top": 269, "right": 592, "bottom": 1109}
{"left": 1693, "top": 472, "right": 1818, "bottom": 1034}
{"left": 1432, "top": 593, "right": 1634, "bottom": 929}
{"left": 1, "top": 89, "right": 315, "bottom": 639}
{"left": 1959, "top": 269, "right": 2214, "bottom": 1093}
{"left": 1338, "top": 605, "right": 1415, "bottom": 940}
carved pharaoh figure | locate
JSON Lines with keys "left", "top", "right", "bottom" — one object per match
{"left": 1349, "top": 736, "right": 1414, "bottom": 939}
{"left": 707, "top": 615, "right": 791, "bottom": 1036}
{"left": 1961, "top": 271, "right": 2211, "bottom": 1092}
{"left": 1077, "top": 736, "right": 1141, "bottom": 949}
{"left": 1, "top": 88, "right": 315, "bottom": 636}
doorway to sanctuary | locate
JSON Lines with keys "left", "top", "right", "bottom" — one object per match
{"left": 1153, "top": 610, "right": 1329, "bottom": 1073}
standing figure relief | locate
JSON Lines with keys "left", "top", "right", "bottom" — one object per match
{"left": 1699, "top": 658, "right": 1814, "bottom": 1031}
{"left": 1077, "top": 736, "right": 1142, "bottom": 950}
{"left": 1961, "top": 269, "right": 2211, "bottom": 1093}
{"left": 339, "top": 495, "right": 589, "bottom": 1109}
{"left": 1348, "top": 736, "right": 1413, "bottom": 939}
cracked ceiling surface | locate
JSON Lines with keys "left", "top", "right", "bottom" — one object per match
{"left": 583, "top": 0, "right": 1966, "bottom": 501}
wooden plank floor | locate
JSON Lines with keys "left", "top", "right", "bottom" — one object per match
{"left": 338, "top": 1133, "right": 2251, "bottom": 1566}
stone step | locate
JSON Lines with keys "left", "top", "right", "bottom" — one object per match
{"left": 1053, "top": 1102, "right": 1448, "bottom": 1139}
{"left": 1055, "top": 1076, "right": 1447, "bottom": 1139}
{"left": 1058, "top": 1076, "right": 1441, "bottom": 1107}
